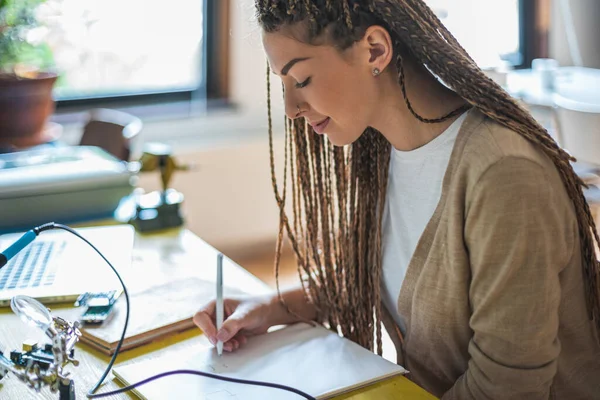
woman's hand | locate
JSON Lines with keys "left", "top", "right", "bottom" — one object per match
{"left": 193, "top": 296, "right": 274, "bottom": 352}
{"left": 194, "top": 287, "right": 317, "bottom": 352}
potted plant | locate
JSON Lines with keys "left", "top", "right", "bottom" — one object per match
{"left": 0, "top": 0, "right": 59, "bottom": 148}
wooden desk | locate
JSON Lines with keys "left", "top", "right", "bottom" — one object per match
{"left": 0, "top": 228, "right": 436, "bottom": 400}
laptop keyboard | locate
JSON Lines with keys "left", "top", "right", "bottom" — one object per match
{"left": 0, "top": 241, "right": 64, "bottom": 290}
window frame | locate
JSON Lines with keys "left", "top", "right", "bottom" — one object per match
{"left": 54, "top": 0, "right": 229, "bottom": 113}
{"left": 518, "top": 0, "right": 549, "bottom": 69}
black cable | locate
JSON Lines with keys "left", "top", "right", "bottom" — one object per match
{"left": 35, "top": 223, "right": 131, "bottom": 398}
{"left": 82, "top": 369, "right": 317, "bottom": 399}
{"left": 36, "top": 223, "right": 316, "bottom": 400}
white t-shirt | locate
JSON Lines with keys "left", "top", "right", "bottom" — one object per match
{"left": 381, "top": 112, "right": 469, "bottom": 333}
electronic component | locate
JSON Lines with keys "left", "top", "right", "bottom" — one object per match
{"left": 74, "top": 290, "right": 121, "bottom": 325}
{"left": 0, "top": 295, "right": 81, "bottom": 400}
{"left": 8, "top": 341, "right": 74, "bottom": 372}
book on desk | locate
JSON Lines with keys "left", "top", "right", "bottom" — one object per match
{"left": 58, "top": 276, "right": 246, "bottom": 355}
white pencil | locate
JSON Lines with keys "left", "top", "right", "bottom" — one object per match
{"left": 216, "top": 253, "right": 224, "bottom": 356}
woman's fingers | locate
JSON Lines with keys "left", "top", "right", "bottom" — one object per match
{"left": 235, "top": 334, "right": 248, "bottom": 346}
{"left": 224, "top": 338, "right": 238, "bottom": 352}
{"left": 193, "top": 301, "right": 217, "bottom": 343}
{"left": 196, "top": 297, "right": 265, "bottom": 353}
{"left": 221, "top": 334, "right": 248, "bottom": 352}
{"left": 216, "top": 306, "right": 250, "bottom": 342}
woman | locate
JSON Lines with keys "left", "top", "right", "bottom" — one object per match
{"left": 194, "top": 1, "right": 600, "bottom": 398}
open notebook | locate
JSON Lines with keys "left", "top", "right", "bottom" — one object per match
{"left": 113, "top": 322, "right": 407, "bottom": 400}
{"left": 58, "top": 277, "right": 245, "bottom": 354}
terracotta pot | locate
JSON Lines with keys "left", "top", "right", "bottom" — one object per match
{"left": 0, "top": 71, "right": 58, "bottom": 147}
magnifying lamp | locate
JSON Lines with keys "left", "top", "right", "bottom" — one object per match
{"left": 10, "top": 295, "right": 54, "bottom": 335}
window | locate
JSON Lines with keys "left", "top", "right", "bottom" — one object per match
{"left": 49, "top": 0, "right": 204, "bottom": 101}
{"left": 425, "top": 0, "right": 524, "bottom": 69}
{"left": 41, "top": 0, "right": 227, "bottom": 109}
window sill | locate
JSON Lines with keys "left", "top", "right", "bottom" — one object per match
{"left": 52, "top": 98, "right": 234, "bottom": 125}
{"left": 54, "top": 100, "right": 285, "bottom": 155}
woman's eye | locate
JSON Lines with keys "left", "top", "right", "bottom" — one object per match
{"left": 295, "top": 77, "right": 311, "bottom": 89}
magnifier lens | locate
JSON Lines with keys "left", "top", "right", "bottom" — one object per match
{"left": 10, "top": 295, "right": 52, "bottom": 332}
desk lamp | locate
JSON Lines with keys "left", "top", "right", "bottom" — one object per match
{"left": 130, "top": 142, "right": 190, "bottom": 232}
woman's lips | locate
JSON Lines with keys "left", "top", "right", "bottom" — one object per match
{"left": 311, "top": 117, "right": 330, "bottom": 134}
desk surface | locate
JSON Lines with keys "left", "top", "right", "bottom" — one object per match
{"left": 0, "top": 228, "right": 436, "bottom": 400}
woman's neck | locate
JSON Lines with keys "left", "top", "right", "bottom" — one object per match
{"left": 370, "top": 57, "right": 467, "bottom": 151}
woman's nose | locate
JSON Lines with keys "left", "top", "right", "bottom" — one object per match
{"left": 284, "top": 92, "right": 305, "bottom": 120}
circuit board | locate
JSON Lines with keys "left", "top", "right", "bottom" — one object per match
{"left": 74, "top": 290, "right": 121, "bottom": 324}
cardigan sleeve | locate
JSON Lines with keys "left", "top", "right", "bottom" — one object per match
{"left": 442, "top": 156, "right": 576, "bottom": 400}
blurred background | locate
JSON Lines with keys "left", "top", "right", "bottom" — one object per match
{"left": 1, "top": 0, "right": 599, "bottom": 284}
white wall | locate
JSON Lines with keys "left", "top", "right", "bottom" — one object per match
{"left": 550, "top": 0, "right": 600, "bottom": 68}
{"left": 135, "top": 136, "right": 289, "bottom": 257}
{"left": 229, "top": 1, "right": 270, "bottom": 113}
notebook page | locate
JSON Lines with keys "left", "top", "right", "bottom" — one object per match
{"left": 113, "top": 323, "right": 406, "bottom": 400}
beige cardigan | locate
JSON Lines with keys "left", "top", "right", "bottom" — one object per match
{"left": 381, "top": 110, "right": 600, "bottom": 399}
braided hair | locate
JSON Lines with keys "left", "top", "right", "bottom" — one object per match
{"left": 258, "top": 0, "right": 600, "bottom": 354}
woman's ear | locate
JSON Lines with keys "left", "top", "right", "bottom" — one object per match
{"left": 362, "top": 25, "right": 393, "bottom": 75}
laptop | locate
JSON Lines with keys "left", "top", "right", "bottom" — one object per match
{"left": 0, "top": 225, "right": 134, "bottom": 307}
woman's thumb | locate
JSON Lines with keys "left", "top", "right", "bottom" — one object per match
{"left": 216, "top": 310, "right": 247, "bottom": 342}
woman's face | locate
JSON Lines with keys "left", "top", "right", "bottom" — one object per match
{"left": 262, "top": 27, "right": 382, "bottom": 146}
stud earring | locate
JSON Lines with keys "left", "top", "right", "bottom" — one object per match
{"left": 372, "top": 68, "right": 381, "bottom": 77}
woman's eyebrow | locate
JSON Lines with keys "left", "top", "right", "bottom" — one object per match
{"left": 279, "top": 57, "right": 311, "bottom": 76}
